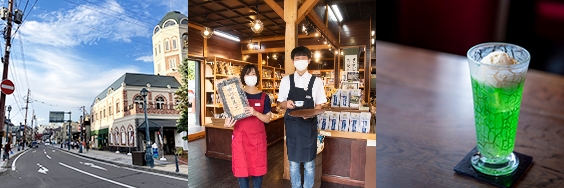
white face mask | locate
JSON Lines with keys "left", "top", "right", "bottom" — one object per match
{"left": 294, "top": 60, "right": 309, "bottom": 71}
{"left": 244, "top": 75, "right": 257, "bottom": 86}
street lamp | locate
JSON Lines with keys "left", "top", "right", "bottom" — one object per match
{"left": 5, "top": 105, "right": 11, "bottom": 143}
{"left": 79, "top": 115, "right": 83, "bottom": 153}
{"left": 141, "top": 88, "right": 154, "bottom": 168}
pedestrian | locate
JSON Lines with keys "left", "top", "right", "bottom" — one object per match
{"left": 86, "top": 141, "right": 90, "bottom": 152}
{"left": 224, "top": 64, "right": 272, "bottom": 188}
{"left": 278, "top": 46, "right": 326, "bottom": 188}
{"left": 3, "top": 142, "right": 11, "bottom": 161}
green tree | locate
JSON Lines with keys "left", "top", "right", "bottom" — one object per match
{"left": 175, "top": 58, "right": 190, "bottom": 140}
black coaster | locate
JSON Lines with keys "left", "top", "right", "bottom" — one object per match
{"left": 454, "top": 147, "right": 533, "bottom": 188}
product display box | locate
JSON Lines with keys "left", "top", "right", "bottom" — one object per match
{"left": 216, "top": 77, "right": 251, "bottom": 120}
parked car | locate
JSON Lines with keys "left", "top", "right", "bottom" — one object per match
{"left": 31, "top": 141, "right": 39, "bottom": 148}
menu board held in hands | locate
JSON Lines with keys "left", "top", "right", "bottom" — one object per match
{"left": 216, "top": 77, "right": 251, "bottom": 120}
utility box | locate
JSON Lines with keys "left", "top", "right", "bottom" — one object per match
{"left": 131, "top": 151, "right": 145, "bottom": 166}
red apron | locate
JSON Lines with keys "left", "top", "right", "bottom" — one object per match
{"left": 231, "top": 92, "right": 268, "bottom": 177}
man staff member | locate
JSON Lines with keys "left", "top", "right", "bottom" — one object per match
{"left": 278, "top": 46, "right": 326, "bottom": 188}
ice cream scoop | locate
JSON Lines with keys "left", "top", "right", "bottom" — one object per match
{"left": 480, "top": 51, "right": 519, "bottom": 65}
{"left": 476, "top": 51, "right": 526, "bottom": 88}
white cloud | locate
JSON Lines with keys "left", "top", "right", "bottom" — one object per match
{"left": 135, "top": 55, "right": 153, "bottom": 62}
{"left": 19, "top": 0, "right": 150, "bottom": 47}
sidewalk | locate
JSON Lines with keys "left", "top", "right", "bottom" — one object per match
{"left": 54, "top": 146, "right": 187, "bottom": 178}
{"left": 0, "top": 146, "right": 30, "bottom": 173}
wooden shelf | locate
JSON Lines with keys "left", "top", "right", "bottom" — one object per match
{"left": 215, "top": 74, "right": 237, "bottom": 77}
{"left": 204, "top": 56, "right": 285, "bottom": 124}
{"left": 206, "top": 104, "right": 223, "bottom": 108}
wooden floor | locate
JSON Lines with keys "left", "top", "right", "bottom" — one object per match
{"left": 188, "top": 137, "right": 361, "bottom": 188}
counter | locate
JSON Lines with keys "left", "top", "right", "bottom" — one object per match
{"left": 203, "top": 115, "right": 285, "bottom": 160}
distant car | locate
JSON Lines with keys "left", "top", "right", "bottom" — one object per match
{"left": 45, "top": 142, "right": 51, "bottom": 146}
{"left": 31, "top": 141, "right": 39, "bottom": 148}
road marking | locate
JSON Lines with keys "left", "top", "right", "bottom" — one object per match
{"left": 32, "top": 150, "right": 36, "bottom": 153}
{"left": 52, "top": 150, "right": 55, "bottom": 152}
{"left": 46, "top": 155, "right": 52, "bottom": 159}
{"left": 60, "top": 150, "right": 187, "bottom": 182}
{"left": 37, "top": 163, "right": 49, "bottom": 174}
{"left": 12, "top": 149, "right": 31, "bottom": 171}
{"left": 80, "top": 161, "right": 107, "bottom": 171}
{"left": 59, "top": 162, "right": 136, "bottom": 188}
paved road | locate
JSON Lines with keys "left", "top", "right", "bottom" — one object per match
{"left": 0, "top": 144, "right": 187, "bottom": 187}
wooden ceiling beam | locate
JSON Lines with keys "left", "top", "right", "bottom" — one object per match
{"left": 307, "top": 10, "right": 339, "bottom": 49}
{"left": 242, "top": 44, "right": 332, "bottom": 54}
{"left": 297, "top": 0, "right": 320, "bottom": 24}
{"left": 240, "top": 34, "right": 315, "bottom": 42}
{"left": 264, "top": 0, "right": 284, "bottom": 19}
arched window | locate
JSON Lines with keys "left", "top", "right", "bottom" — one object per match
{"left": 165, "top": 39, "right": 170, "bottom": 51}
{"left": 116, "top": 100, "right": 120, "bottom": 113}
{"left": 134, "top": 96, "right": 144, "bottom": 108}
{"left": 172, "top": 38, "right": 177, "bottom": 50}
{"left": 163, "top": 20, "right": 176, "bottom": 28}
{"left": 156, "top": 97, "right": 165, "bottom": 109}
{"left": 180, "top": 18, "right": 188, "bottom": 25}
{"left": 154, "top": 26, "right": 160, "bottom": 34}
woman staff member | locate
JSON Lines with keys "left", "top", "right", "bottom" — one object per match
{"left": 225, "top": 64, "right": 272, "bottom": 188}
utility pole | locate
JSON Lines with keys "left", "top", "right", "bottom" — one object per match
{"left": 79, "top": 106, "right": 85, "bottom": 153}
{"left": 0, "top": 0, "right": 14, "bottom": 144}
{"left": 22, "top": 89, "right": 30, "bottom": 146}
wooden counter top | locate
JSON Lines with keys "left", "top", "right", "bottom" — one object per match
{"left": 320, "top": 130, "right": 375, "bottom": 140}
{"left": 203, "top": 115, "right": 285, "bottom": 130}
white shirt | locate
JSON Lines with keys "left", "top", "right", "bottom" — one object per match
{"left": 277, "top": 71, "right": 327, "bottom": 105}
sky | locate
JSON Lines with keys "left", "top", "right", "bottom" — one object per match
{"left": 0, "top": 0, "right": 187, "bottom": 128}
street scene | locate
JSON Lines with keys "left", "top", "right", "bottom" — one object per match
{"left": 0, "top": 144, "right": 187, "bottom": 187}
{"left": 0, "top": 0, "right": 189, "bottom": 187}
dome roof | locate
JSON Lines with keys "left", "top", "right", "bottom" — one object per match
{"left": 157, "top": 11, "right": 187, "bottom": 28}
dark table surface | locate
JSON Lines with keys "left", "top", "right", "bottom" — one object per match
{"left": 376, "top": 41, "right": 564, "bottom": 187}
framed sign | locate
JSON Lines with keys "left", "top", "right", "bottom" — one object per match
{"left": 49, "top": 111, "right": 65, "bottom": 123}
{"left": 341, "top": 82, "right": 360, "bottom": 90}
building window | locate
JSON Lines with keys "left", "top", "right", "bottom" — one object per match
{"left": 156, "top": 97, "right": 165, "bottom": 109}
{"left": 159, "top": 44, "right": 161, "bottom": 54}
{"left": 163, "top": 20, "right": 176, "bottom": 28}
{"left": 169, "top": 59, "right": 177, "bottom": 70}
{"left": 135, "top": 96, "right": 144, "bottom": 108}
{"left": 154, "top": 47, "right": 157, "bottom": 55}
{"left": 154, "top": 26, "right": 160, "bottom": 34}
{"left": 165, "top": 39, "right": 170, "bottom": 51}
{"left": 180, "top": 18, "right": 188, "bottom": 25}
{"left": 172, "top": 38, "right": 177, "bottom": 50}
{"left": 109, "top": 106, "right": 112, "bottom": 116}
{"left": 103, "top": 109, "right": 106, "bottom": 118}
{"left": 116, "top": 101, "right": 120, "bottom": 113}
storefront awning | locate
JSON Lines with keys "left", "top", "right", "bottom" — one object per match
{"left": 90, "top": 128, "right": 108, "bottom": 136}
{"left": 137, "top": 119, "right": 178, "bottom": 131}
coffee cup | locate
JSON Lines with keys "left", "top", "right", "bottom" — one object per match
{"left": 295, "top": 101, "right": 304, "bottom": 107}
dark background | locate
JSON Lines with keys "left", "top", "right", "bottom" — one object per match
{"left": 377, "top": 0, "right": 564, "bottom": 75}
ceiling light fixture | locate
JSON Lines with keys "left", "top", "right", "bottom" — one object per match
{"left": 251, "top": 2, "right": 264, "bottom": 34}
{"left": 272, "top": 53, "right": 278, "bottom": 60}
{"left": 201, "top": 14, "right": 213, "bottom": 39}
{"left": 215, "top": 31, "right": 240, "bottom": 42}
{"left": 247, "top": 39, "right": 255, "bottom": 50}
{"left": 331, "top": 5, "right": 343, "bottom": 22}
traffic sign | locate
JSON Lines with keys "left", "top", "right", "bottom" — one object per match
{"left": 1, "top": 79, "right": 14, "bottom": 95}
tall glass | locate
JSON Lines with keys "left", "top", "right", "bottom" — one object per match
{"left": 466, "top": 43, "right": 530, "bottom": 176}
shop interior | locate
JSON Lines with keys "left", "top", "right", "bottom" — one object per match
{"left": 186, "top": 0, "right": 375, "bottom": 187}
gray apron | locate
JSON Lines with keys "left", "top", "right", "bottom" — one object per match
{"left": 284, "top": 74, "right": 318, "bottom": 162}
